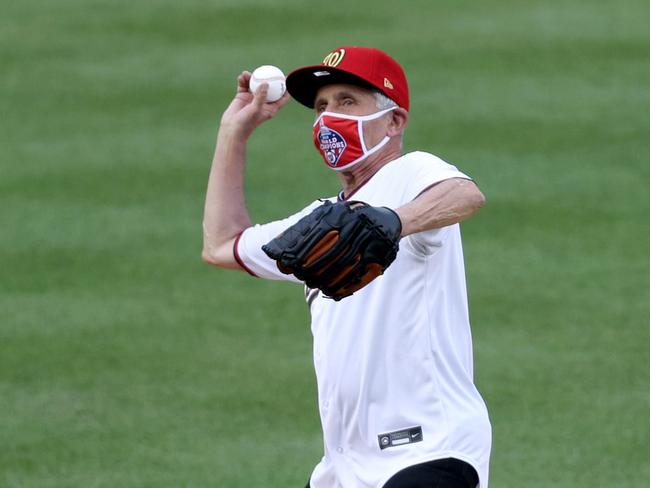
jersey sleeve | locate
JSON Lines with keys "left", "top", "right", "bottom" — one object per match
{"left": 234, "top": 200, "right": 325, "bottom": 282}
{"left": 403, "top": 152, "right": 473, "bottom": 202}
{"left": 402, "top": 152, "right": 473, "bottom": 255}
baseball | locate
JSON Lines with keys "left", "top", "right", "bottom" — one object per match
{"left": 249, "top": 65, "right": 286, "bottom": 102}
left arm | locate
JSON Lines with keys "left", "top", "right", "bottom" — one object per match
{"left": 394, "top": 178, "right": 485, "bottom": 237}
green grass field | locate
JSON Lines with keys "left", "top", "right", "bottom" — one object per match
{"left": 2, "top": 0, "right": 649, "bottom": 486}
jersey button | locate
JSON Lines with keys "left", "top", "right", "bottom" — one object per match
{"left": 336, "top": 447, "right": 344, "bottom": 454}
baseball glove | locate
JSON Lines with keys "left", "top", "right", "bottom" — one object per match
{"left": 262, "top": 200, "right": 402, "bottom": 301}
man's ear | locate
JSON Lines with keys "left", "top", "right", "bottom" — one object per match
{"left": 387, "top": 108, "right": 409, "bottom": 137}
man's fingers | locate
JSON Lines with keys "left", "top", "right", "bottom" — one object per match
{"left": 260, "top": 88, "right": 291, "bottom": 120}
{"left": 231, "top": 74, "right": 290, "bottom": 126}
{"left": 254, "top": 84, "right": 290, "bottom": 109}
{"left": 252, "top": 82, "right": 269, "bottom": 107}
{"left": 273, "top": 90, "right": 291, "bottom": 108}
{"left": 237, "top": 71, "right": 252, "bottom": 93}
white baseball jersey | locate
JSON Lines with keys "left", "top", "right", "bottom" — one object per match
{"left": 234, "top": 151, "right": 492, "bottom": 488}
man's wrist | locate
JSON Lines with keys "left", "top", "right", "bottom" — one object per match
{"left": 218, "top": 122, "right": 251, "bottom": 141}
{"left": 394, "top": 206, "right": 413, "bottom": 237}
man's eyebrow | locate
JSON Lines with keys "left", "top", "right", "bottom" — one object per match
{"left": 334, "top": 90, "right": 358, "bottom": 100}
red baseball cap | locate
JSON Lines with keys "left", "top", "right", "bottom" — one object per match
{"left": 286, "top": 46, "right": 410, "bottom": 111}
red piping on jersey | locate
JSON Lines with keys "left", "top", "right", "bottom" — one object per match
{"left": 233, "top": 229, "right": 259, "bottom": 278}
{"left": 414, "top": 181, "right": 443, "bottom": 200}
{"left": 414, "top": 176, "right": 473, "bottom": 200}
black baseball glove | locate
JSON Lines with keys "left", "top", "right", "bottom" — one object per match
{"left": 262, "top": 200, "right": 402, "bottom": 301}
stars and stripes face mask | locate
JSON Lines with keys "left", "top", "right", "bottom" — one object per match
{"left": 312, "top": 108, "right": 396, "bottom": 171}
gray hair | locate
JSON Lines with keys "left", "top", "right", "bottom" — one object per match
{"left": 374, "top": 90, "right": 398, "bottom": 110}
{"left": 373, "top": 90, "right": 403, "bottom": 147}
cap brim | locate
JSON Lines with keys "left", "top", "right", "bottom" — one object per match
{"left": 286, "top": 65, "right": 376, "bottom": 109}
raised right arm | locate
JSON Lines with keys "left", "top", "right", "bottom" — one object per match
{"left": 201, "top": 71, "right": 290, "bottom": 269}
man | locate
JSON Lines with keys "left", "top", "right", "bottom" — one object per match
{"left": 202, "top": 46, "right": 491, "bottom": 488}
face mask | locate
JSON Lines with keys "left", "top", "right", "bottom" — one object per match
{"left": 312, "top": 107, "right": 396, "bottom": 171}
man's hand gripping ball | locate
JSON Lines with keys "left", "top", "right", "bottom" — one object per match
{"left": 262, "top": 201, "right": 402, "bottom": 301}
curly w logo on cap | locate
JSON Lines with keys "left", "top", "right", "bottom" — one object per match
{"left": 322, "top": 48, "right": 346, "bottom": 67}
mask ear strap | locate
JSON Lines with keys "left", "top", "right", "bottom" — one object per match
{"left": 358, "top": 118, "right": 368, "bottom": 153}
{"left": 334, "top": 135, "right": 391, "bottom": 172}
{"left": 361, "top": 106, "right": 397, "bottom": 121}
{"left": 363, "top": 135, "right": 391, "bottom": 158}
{"left": 359, "top": 106, "right": 396, "bottom": 153}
